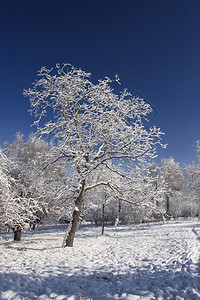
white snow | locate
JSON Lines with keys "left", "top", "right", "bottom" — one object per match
{"left": 0, "top": 220, "right": 200, "bottom": 299}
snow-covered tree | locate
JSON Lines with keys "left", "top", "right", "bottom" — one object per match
{"left": 83, "top": 164, "right": 123, "bottom": 233}
{"left": 24, "top": 63, "right": 165, "bottom": 246}
{"left": 3, "top": 133, "right": 73, "bottom": 230}
{"left": 180, "top": 163, "right": 200, "bottom": 218}
{"left": 0, "top": 149, "right": 12, "bottom": 232}
{"left": 83, "top": 162, "right": 168, "bottom": 226}
{"left": 196, "top": 140, "right": 200, "bottom": 162}
{"left": 3, "top": 134, "right": 47, "bottom": 230}
{"left": 0, "top": 147, "right": 41, "bottom": 241}
{"left": 160, "top": 158, "right": 182, "bottom": 218}
{"left": 116, "top": 163, "right": 167, "bottom": 224}
{"left": 167, "top": 142, "right": 200, "bottom": 219}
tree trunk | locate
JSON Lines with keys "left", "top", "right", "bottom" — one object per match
{"left": 64, "top": 179, "right": 86, "bottom": 247}
{"left": 102, "top": 203, "right": 105, "bottom": 235}
{"left": 161, "top": 213, "right": 165, "bottom": 224}
{"left": 32, "top": 222, "right": 36, "bottom": 231}
{"left": 115, "top": 200, "right": 121, "bottom": 227}
{"left": 13, "top": 226, "right": 22, "bottom": 241}
{"left": 166, "top": 194, "right": 170, "bottom": 215}
{"left": 165, "top": 194, "right": 170, "bottom": 220}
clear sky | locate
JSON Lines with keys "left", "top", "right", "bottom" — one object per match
{"left": 0, "top": 0, "right": 200, "bottom": 166}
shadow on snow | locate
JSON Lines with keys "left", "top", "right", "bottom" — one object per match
{"left": 1, "top": 264, "right": 200, "bottom": 300}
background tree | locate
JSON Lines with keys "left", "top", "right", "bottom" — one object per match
{"left": 160, "top": 158, "right": 182, "bottom": 218}
{"left": 3, "top": 133, "right": 73, "bottom": 231}
{"left": 117, "top": 163, "right": 167, "bottom": 224}
{"left": 24, "top": 63, "right": 165, "bottom": 247}
{"left": 196, "top": 140, "right": 200, "bottom": 162}
{"left": 0, "top": 147, "right": 41, "bottom": 241}
{"left": 0, "top": 149, "right": 12, "bottom": 232}
{"left": 177, "top": 142, "right": 200, "bottom": 218}
{"left": 83, "top": 164, "right": 122, "bottom": 233}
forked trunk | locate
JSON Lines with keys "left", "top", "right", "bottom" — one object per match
{"left": 13, "top": 226, "right": 22, "bottom": 241}
{"left": 64, "top": 179, "right": 86, "bottom": 247}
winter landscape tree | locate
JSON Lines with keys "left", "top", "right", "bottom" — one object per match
{"left": 176, "top": 142, "right": 200, "bottom": 218}
{"left": 0, "top": 149, "right": 12, "bottom": 232}
{"left": 83, "top": 164, "right": 123, "bottom": 233}
{"left": 23, "top": 63, "right": 165, "bottom": 247}
{"left": 159, "top": 158, "right": 182, "bottom": 219}
{"left": 0, "top": 147, "right": 42, "bottom": 241}
{"left": 3, "top": 133, "right": 48, "bottom": 235}
{"left": 3, "top": 133, "right": 73, "bottom": 233}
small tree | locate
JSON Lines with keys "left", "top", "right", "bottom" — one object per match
{"left": 24, "top": 63, "right": 165, "bottom": 246}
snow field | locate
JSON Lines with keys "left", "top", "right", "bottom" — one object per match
{"left": 0, "top": 220, "right": 200, "bottom": 299}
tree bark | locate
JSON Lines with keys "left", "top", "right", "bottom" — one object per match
{"left": 13, "top": 226, "right": 22, "bottom": 241}
{"left": 166, "top": 194, "right": 170, "bottom": 214}
{"left": 102, "top": 203, "right": 105, "bottom": 235}
{"left": 165, "top": 193, "right": 170, "bottom": 219}
{"left": 164, "top": 194, "right": 170, "bottom": 221}
{"left": 64, "top": 179, "right": 86, "bottom": 247}
{"left": 115, "top": 200, "right": 121, "bottom": 227}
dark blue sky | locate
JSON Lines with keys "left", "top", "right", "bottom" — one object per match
{"left": 0, "top": 0, "right": 200, "bottom": 166}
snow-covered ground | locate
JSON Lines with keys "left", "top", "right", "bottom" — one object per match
{"left": 0, "top": 220, "right": 200, "bottom": 300}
